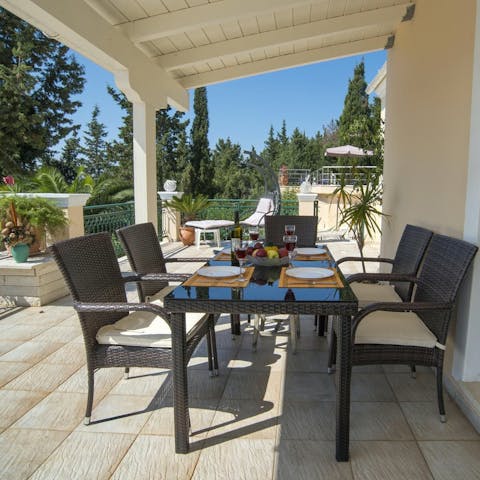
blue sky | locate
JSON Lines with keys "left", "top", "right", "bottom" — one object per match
{"left": 72, "top": 50, "right": 386, "bottom": 152}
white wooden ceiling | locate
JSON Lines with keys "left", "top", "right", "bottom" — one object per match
{"left": 86, "top": 0, "right": 415, "bottom": 88}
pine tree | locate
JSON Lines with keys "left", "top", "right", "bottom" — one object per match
{"left": 337, "top": 60, "right": 371, "bottom": 147}
{"left": 0, "top": 7, "right": 85, "bottom": 175}
{"left": 190, "top": 87, "right": 212, "bottom": 197}
{"left": 82, "top": 105, "right": 109, "bottom": 178}
{"left": 107, "top": 86, "right": 133, "bottom": 179}
{"left": 262, "top": 125, "right": 280, "bottom": 171}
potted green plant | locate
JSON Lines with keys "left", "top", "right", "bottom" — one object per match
{"left": 0, "top": 176, "right": 68, "bottom": 253}
{"left": 337, "top": 172, "right": 387, "bottom": 272}
{"left": 164, "top": 194, "right": 211, "bottom": 245}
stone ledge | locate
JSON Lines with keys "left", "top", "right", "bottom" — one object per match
{"left": 0, "top": 255, "right": 68, "bottom": 307}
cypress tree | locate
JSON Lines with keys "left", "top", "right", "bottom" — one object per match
{"left": 337, "top": 60, "right": 371, "bottom": 147}
{"left": 190, "top": 87, "right": 212, "bottom": 197}
{"left": 82, "top": 105, "right": 109, "bottom": 178}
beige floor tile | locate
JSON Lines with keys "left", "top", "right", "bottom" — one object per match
{"left": 42, "top": 341, "right": 86, "bottom": 366}
{"left": 350, "top": 402, "right": 414, "bottom": 440}
{"left": 14, "top": 391, "right": 87, "bottom": 431}
{"left": 32, "top": 325, "right": 81, "bottom": 344}
{"left": 401, "top": 400, "right": 480, "bottom": 440}
{"left": 286, "top": 349, "right": 330, "bottom": 373}
{"left": 221, "top": 370, "right": 281, "bottom": 402}
{"left": 0, "top": 361, "right": 32, "bottom": 387}
{"left": 279, "top": 401, "right": 336, "bottom": 440}
{"left": 275, "top": 440, "right": 354, "bottom": 480}
{"left": 283, "top": 372, "right": 336, "bottom": 402}
{"left": 347, "top": 373, "right": 396, "bottom": 402}
{"left": 383, "top": 364, "right": 432, "bottom": 373}
{"left": 188, "top": 369, "right": 230, "bottom": 400}
{"left": 230, "top": 347, "right": 287, "bottom": 372}
{"left": 189, "top": 347, "right": 234, "bottom": 372}
{"left": 0, "top": 428, "right": 69, "bottom": 480}
{"left": 386, "top": 372, "right": 437, "bottom": 401}
{"left": 0, "top": 390, "right": 46, "bottom": 429}
{"left": 2, "top": 324, "right": 51, "bottom": 341}
{"left": 57, "top": 365, "right": 123, "bottom": 401}
{"left": 193, "top": 438, "right": 275, "bottom": 480}
{"left": 419, "top": 441, "right": 480, "bottom": 480}
{"left": 29, "top": 431, "right": 135, "bottom": 480}
{"left": 76, "top": 394, "right": 153, "bottom": 434}
{"left": 111, "top": 435, "right": 201, "bottom": 479}
{"left": 0, "top": 340, "right": 22, "bottom": 356}
{"left": 0, "top": 341, "right": 64, "bottom": 363}
{"left": 4, "top": 362, "right": 80, "bottom": 392}
{"left": 350, "top": 441, "right": 433, "bottom": 480}
{"left": 110, "top": 367, "right": 171, "bottom": 397}
{"left": 208, "top": 398, "right": 279, "bottom": 440}
{"left": 55, "top": 314, "right": 80, "bottom": 328}
{"left": 142, "top": 398, "right": 218, "bottom": 438}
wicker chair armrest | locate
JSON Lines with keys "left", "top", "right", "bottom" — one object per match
{"left": 165, "top": 257, "right": 211, "bottom": 263}
{"left": 139, "top": 273, "right": 191, "bottom": 282}
{"left": 348, "top": 273, "right": 417, "bottom": 284}
{"left": 352, "top": 300, "right": 452, "bottom": 340}
{"left": 73, "top": 300, "right": 169, "bottom": 318}
{"left": 336, "top": 256, "right": 394, "bottom": 266}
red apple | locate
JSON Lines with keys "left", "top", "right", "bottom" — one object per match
{"left": 253, "top": 242, "right": 263, "bottom": 250}
{"left": 255, "top": 248, "right": 267, "bottom": 257}
{"left": 278, "top": 247, "right": 289, "bottom": 258}
{"left": 246, "top": 246, "right": 254, "bottom": 256}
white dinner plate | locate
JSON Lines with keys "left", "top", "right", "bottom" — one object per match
{"left": 296, "top": 247, "right": 326, "bottom": 256}
{"left": 285, "top": 267, "right": 334, "bottom": 279}
{"left": 197, "top": 266, "right": 241, "bottom": 278}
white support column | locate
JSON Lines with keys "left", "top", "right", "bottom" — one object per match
{"left": 453, "top": 0, "right": 480, "bottom": 381}
{"left": 133, "top": 102, "right": 157, "bottom": 228}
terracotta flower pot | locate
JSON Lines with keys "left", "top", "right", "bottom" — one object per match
{"left": 179, "top": 226, "right": 195, "bottom": 246}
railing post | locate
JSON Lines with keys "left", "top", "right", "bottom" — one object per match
{"left": 158, "top": 191, "right": 183, "bottom": 241}
{"left": 296, "top": 192, "right": 318, "bottom": 216}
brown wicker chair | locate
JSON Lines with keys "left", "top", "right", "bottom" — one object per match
{"left": 265, "top": 215, "right": 318, "bottom": 247}
{"left": 116, "top": 222, "right": 211, "bottom": 303}
{"left": 253, "top": 215, "right": 318, "bottom": 352}
{"left": 337, "top": 224, "right": 433, "bottom": 306}
{"left": 50, "top": 232, "right": 218, "bottom": 426}
{"left": 329, "top": 233, "right": 478, "bottom": 421}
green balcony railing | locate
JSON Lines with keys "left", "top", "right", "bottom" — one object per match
{"left": 84, "top": 198, "right": 306, "bottom": 256}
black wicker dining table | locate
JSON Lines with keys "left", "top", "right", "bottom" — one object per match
{"left": 163, "top": 248, "right": 358, "bottom": 460}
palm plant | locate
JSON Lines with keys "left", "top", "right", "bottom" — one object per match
{"left": 338, "top": 172, "right": 386, "bottom": 272}
{"left": 32, "top": 166, "right": 94, "bottom": 193}
{"left": 164, "top": 194, "right": 211, "bottom": 223}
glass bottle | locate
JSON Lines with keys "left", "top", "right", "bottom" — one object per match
{"left": 230, "top": 210, "right": 243, "bottom": 266}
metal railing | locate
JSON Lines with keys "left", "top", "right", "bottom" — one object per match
{"left": 83, "top": 198, "right": 304, "bottom": 254}
{"left": 83, "top": 200, "right": 164, "bottom": 256}
{"left": 278, "top": 166, "right": 378, "bottom": 186}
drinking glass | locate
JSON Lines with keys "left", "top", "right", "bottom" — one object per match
{"left": 285, "top": 224, "right": 296, "bottom": 235}
{"left": 249, "top": 227, "right": 259, "bottom": 242}
{"left": 283, "top": 234, "right": 297, "bottom": 267}
{"left": 235, "top": 244, "right": 248, "bottom": 280}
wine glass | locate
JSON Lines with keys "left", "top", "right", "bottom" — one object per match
{"left": 249, "top": 227, "right": 259, "bottom": 243}
{"left": 285, "top": 224, "right": 296, "bottom": 235}
{"left": 235, "top": 243, "right": 248, "bottom": 280}
{"left": 283, "top": 234, "right": 297, "bottom": 267}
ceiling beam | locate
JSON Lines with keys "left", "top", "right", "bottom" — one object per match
{"left": 179, "top": 35, "right": 390, "bottom": 89}
{"left": 120, "top": 0, "right": 320, "bottom": 44}
{"left": 158, "top": 3, "right": 412, "bottom": 71}
{"left": 0, "top": 0, "right": 188, "bottom": 110}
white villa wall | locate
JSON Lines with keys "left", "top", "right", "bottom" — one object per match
{"left": 383, "top": 0, "right": 477, "bottom": 380}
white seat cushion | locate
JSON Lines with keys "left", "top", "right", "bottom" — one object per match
{"left": 185, "top": 220, "right": 234, "bottom": 229}
{"left": 351, "top": 282, "right": 402, "bottom": 308}
{"left": 355, "top": 310, "right": 439, "bottom": 348}
{"left": 96, "top": 306, "right": 207, "bottom": 348}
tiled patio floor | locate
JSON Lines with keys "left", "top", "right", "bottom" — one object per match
{"left": 1, "top": 240, "right": 480, "bottom": 479}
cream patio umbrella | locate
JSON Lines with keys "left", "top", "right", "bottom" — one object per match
{"left": 324, "top": 145, "right": 374, "bottom": 157}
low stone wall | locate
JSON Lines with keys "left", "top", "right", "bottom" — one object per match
{"left": 0, "top": 255, "right": 69, "bottom": 307}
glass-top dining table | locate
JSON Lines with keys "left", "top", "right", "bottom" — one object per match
{"left": 163, "top": 247, "right": 358, "bottom": 461}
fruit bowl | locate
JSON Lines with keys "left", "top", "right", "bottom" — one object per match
{"left": 247, "top": 255, "right": 290, "bottom": 266}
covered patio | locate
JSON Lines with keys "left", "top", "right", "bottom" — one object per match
{"left": 2, "top": 0, "right": 480, "bottom": 476}
{"left": 3, "top": 240, "right": 479, "bottom": 479}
